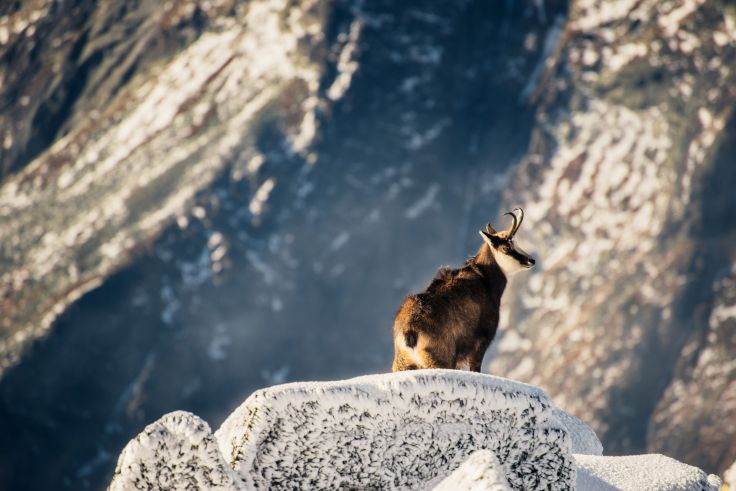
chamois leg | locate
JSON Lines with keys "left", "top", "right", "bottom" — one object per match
{"left": 469, "top": 339, "right": 491, "bottom": 373}
{"left": 453, "top": 351, "right": 471, "bottom": 371}
{"left": 392, "top": 349, "right": 449, "bottom": 371}
{"left": 392, "top": 350, "right": 421, "bottom": 372}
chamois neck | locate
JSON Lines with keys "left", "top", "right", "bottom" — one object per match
{"left": 471, "top": 243, "right": 508, "bottom": 289}
{"left": 473, "top": 243, "right": 495, "bottom": 267}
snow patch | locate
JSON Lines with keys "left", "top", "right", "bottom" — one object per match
{"left": 405, "top": 119, "right": 450, "bottom": 151}
{"left": 329, "top": 231, "right": 350, "bottom": 251}
{"left": 434, "top": 450, "right": 511, "bottom": 491}
{"left": 249, "top": 178, "right": 276, "bottom": 218}
{"left": 572, "top": 0, "right": 641, "bottom": 31}
{"left": 574, "top": 454, "right": 720, "bottom": 491}
{"left": 658, "top": 0, "right": 707, "bottom": 37}
{"left": 207, "top": 324, "right": 231, "bottom": 361}
{"left": 710, "top": 302, "right": 736, "bottom": 327}
{"left": 405, "top": 183, "right": 440, "bottom": 219}
{"left": 327, "top": 20, "right": 362, "bottom": 101}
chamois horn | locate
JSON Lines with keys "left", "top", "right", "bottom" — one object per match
{"left": 504, "top": 208, "right": 524, "bottom": 237}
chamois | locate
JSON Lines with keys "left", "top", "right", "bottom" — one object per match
{"left": 391, "top": 208, "right": 535, "bottom": 372}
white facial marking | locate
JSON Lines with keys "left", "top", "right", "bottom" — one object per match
{"left": 491, "top": 248, "right": 528, "bottom": 276}
{"left": 395, "top": 334, "right": 422, "bottom": 365}
{"left": 457, "top": 359, "right": 471, "bottom": 371}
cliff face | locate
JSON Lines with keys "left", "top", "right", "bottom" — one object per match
{"left": 0, "top": 0, "right": 331, "bottom": 374}
{"left": 490, "top": 0, "right": 736, "bottom": 472}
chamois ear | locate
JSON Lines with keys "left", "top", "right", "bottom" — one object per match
{"left": 485, "top": 223, "right": 497, "bottom": 234}
{"left": 479, "top": 229, "right": 501, "bottom": 247}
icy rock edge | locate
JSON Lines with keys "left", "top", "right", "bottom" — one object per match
{"left": 107, "top": 370, "right": 715, "bottom": 490}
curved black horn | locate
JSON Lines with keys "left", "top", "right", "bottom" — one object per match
{"left": 512, "top": 208, "right": 524, "bottom": 235}
{"left": 503, "top": 210, "right": 518, "bottom": 235}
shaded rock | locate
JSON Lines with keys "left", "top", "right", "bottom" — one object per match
{"left": 646, "top": 116, "right": 736, "bottom": 473}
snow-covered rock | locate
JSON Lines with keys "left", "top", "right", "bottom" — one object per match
{"left": 433, "top": 450, "right": 512, "bottom": 491}
{"left": 110, "top": 370, "right": 594, "bottom": 490}
{"left": 215, "top": 370, "right": 581, "bottom": 490}
{"left": 574, "top": 454, "right": 721, "bottom": 491}
{"left": 108, "top": 411, "right": 246, "bottom": 491}
{"left": 108, "top": 370, "right": 717, "bottom": 491}
{"left": 552, "top": 407, "right": 603, "bottom": 456}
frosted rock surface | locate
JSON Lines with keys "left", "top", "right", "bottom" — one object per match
{"left": 433, "top": 449, "right": 512, "bottom": 491}
{"left": 574, "top": 454, "right": 721, "bottom": 491}
{"left": 551, "top": 408, "right": 602, "bottom": 456}
{"left": 216, "top": 369, "right": 576, "bottom": 490}
{"left": 108, "top": 411, "right": 246, "bottom": 491}
{"left": 107, "top": 371, "right": 722, "bottom": 491}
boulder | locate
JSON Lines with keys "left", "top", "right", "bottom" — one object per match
{"left": 215, "top": 370, "right": 584, "bottom": 490}
{"left": 108, "top": 411, "right": 247, "bottom": 491}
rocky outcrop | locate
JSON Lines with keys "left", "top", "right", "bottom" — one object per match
{"left": 490, "top": 0, "right": 736, "bottom": 472}
{"left": 108, "top": 371, "right": 720, "bottom": 491}
{"left": 215, "top": 370, "right": 589, "bottom": 490}
{"left": 110, "top": 371, "right": 591, "bottom": 490}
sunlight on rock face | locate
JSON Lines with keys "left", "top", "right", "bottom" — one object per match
{"left": 0, "top": 0, "right": 336, "bottom": 375}
{"left": 491, "top": 0, "right": 736, "bottom": 462}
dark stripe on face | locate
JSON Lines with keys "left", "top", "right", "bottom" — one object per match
{"left": 503, "top": 242, "right": 534, "bottom": 266}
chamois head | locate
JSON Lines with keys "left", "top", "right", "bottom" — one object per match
{"left": 479, "top": 208, "right": 535, "bottom": 275}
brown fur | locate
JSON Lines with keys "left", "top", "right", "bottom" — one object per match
{"left": 391, "top": 243, "right": 507, "bottom": 372}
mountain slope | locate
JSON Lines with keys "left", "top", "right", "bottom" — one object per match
{"left": 490, "top": 0, "right": 736, "bottom": 472}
